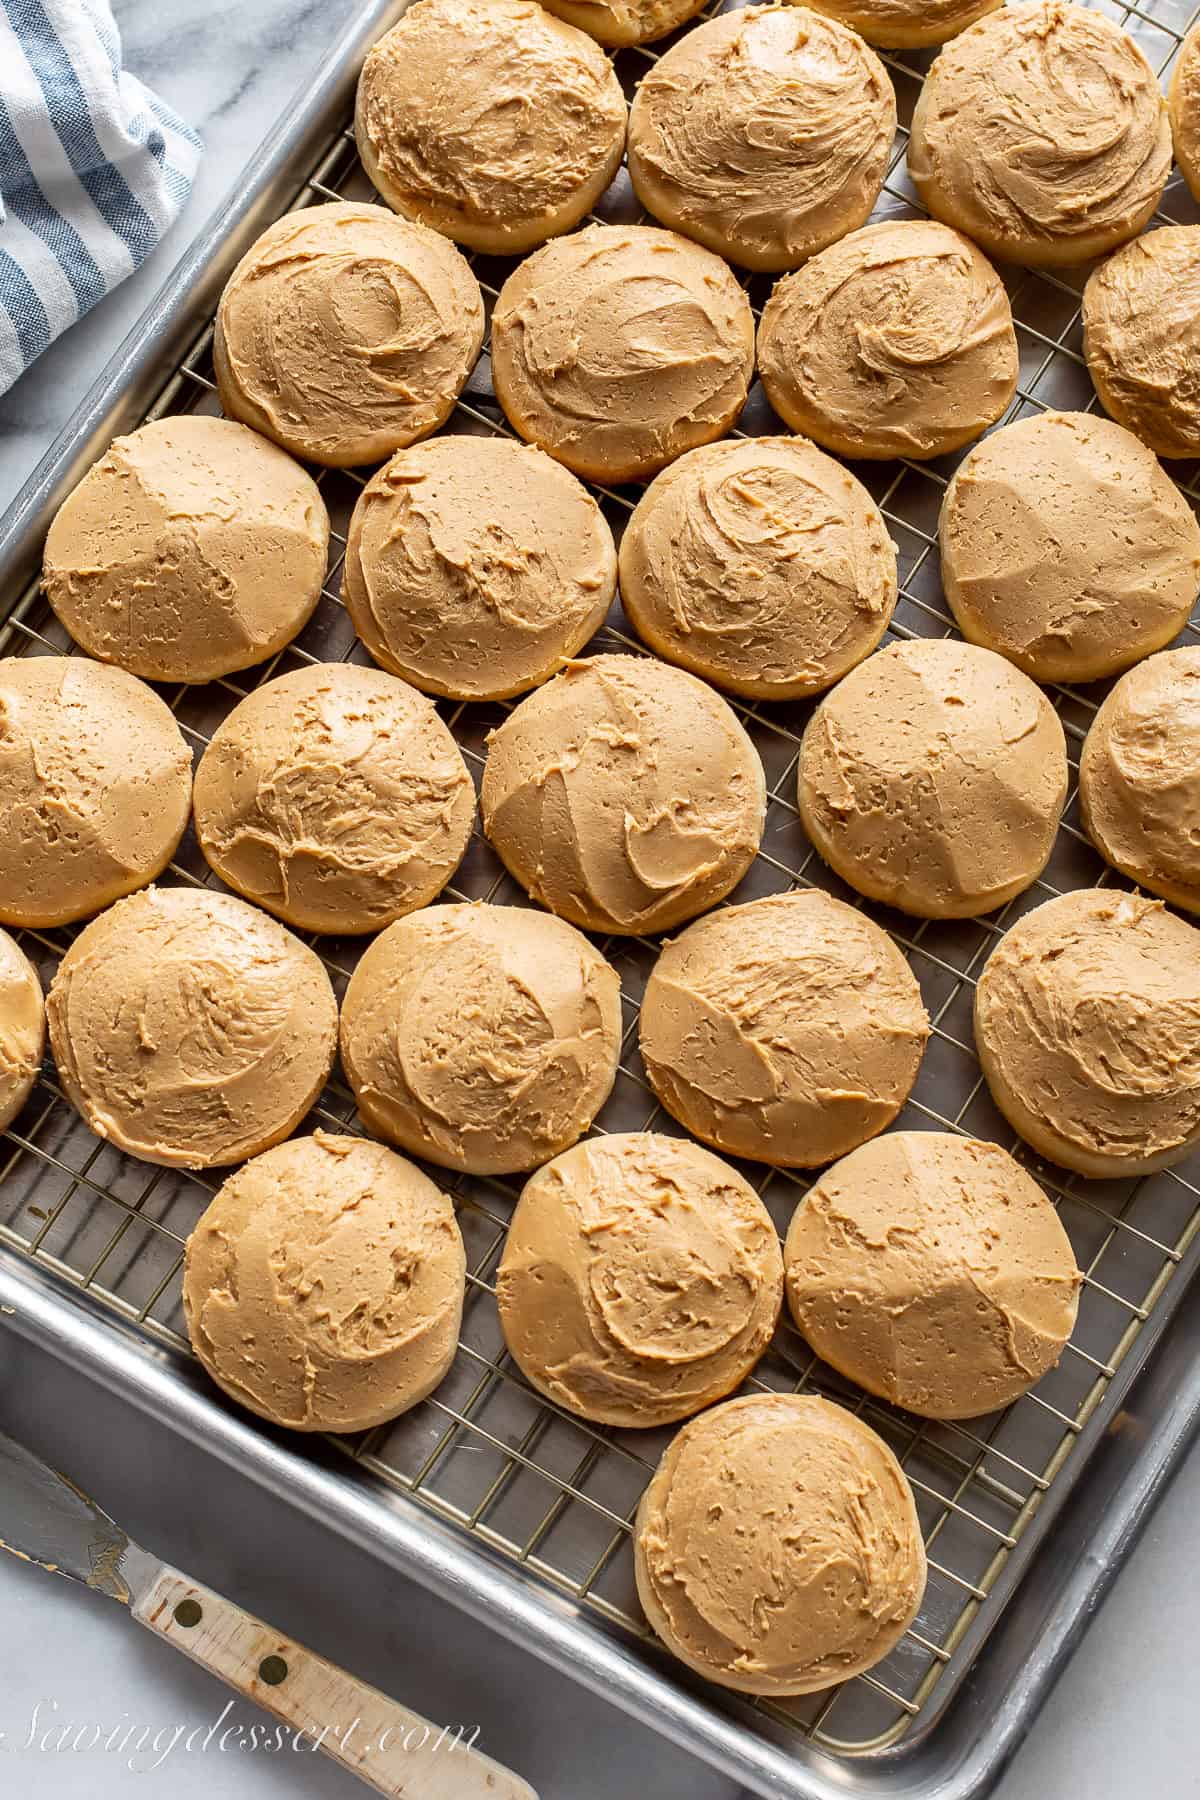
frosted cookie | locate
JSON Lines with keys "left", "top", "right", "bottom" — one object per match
{"left": 496, "top": 1133, "right": 783, "bottom": 1428}
{"left": 490, "top": 223, "right": 755, "bottom": 485}
{"left": 0, "top": 931, "right": 44, "bottom": 1133}
{"left": 757, "top": 220, "right": 1018, "bottom": 459}
{"left": 626, "top": 6, "right": 896, "bottom": 273}
{"left": 940, "top": 411, "right": 1200, "bottom": 685}
{"left": 1083, "top": 228, "right": 1200, "bottom": 460}
{"left": 634, "top": 1394, "right": 926, "bottom": 1695}
{"left": 908, "top": 2, "right": 1171, "bottom": 268}
{"left": 1079, "top": 647, "right": 1200, "bottom": 916}
{"left": 215, "top": 203, "right": 483, "bottom": 468}
{"left": 1170, "top": 22, "right": 1200, "bottom": 202}
{"left": 804, "top": 0, "right": 999, "bottom": 48}
{"left": 798, "top": 639, "right": 1068, "bottom": 918}
{"left": 975, "top": 889, "right": 1200, "bottom": 1178}
{"left": 340, "top": 903, "right": 622, "bottom": 1176}
{"left": 785, "top": 1133, "right": 1081, "bottom": 1419}
{"left": 481, "top": 654, "right": 765, "bottom": 936}
{"left": 343, "top": 436, "right": 616, "bottom": 701}
{"left": 183, "top": 1132, "right": 464, "bottom": 1433}
{"left": 537, "top": 0, "right": 706, "bottom": 47}
{"left": 47, "top": 887, "right": 338, "bottom": 1170}
{"left": 354, "top": 0, "right": 626, "bottom": 255}
{"left": 639, "top": 889, "right": 929, "bottom": 1167}
{"left": 42, "top": 416, "right": 329, "bottom": 682}
{"left": 0, "top": 657, "right": 191, "bottom": 930}
{"left": 619, "top": 437, "right": 896, "bottom": 702}
{"left": 193, "top": 664, "right": 474, "bottom": 936}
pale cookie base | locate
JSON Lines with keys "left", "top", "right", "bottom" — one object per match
{"left": 975, "top": 1004, "right": 1200, "bottom": 1179}
{"left": 627, "top": 157, "right": 878, "bottom": 275}
{"left": 354, "top": 99, "right": 625, "bottom": 256}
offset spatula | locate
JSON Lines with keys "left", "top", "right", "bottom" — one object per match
{"left": 0, "top": 1430, "right": 537, "bottom": 1799}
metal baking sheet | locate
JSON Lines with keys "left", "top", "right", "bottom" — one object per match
{"left": 1, "top": 0, "right": 1200, "bottom": 1794}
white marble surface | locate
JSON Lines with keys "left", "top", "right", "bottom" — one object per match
{"left": 1, "top": 4, "right": 1199, "bottom": 1798}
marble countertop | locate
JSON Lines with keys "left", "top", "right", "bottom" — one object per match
{"left": 1, "top": 4, "right": 1197, "bottom": 1797}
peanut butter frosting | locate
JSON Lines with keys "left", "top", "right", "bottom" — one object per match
{"left": 618, "top": 437, "right": 897, "bottom": 702}
{"left": 804, "top": 0, "right": 999, "bottom": 48}
{"left": 627, "top": 5, "right": 896, "bottom": 274}
{"left": 490, "top": 223, "right": 755, "bottom": 485}
{"left": 1080, "top": 648, "right": 1200, "bottom": 916}
{"left": 1170, "top": 23, "right": 1200, "bottom": 202}
{"left": 193, "top": 663, "right": 474, "bottom": 936}
{"left": 798, "top": 639, "right": 1068, "bottom": 919}
{"left": 975, "top": 889, "right": 1200, "bottom": 1178}
{"left": 481, "top": 654, "right": 766, "bottom": 936}
{"left": 214, "top": 203, "right": 484, "bottom": 469}
{"left": 940, "top": 411, "right": 1200, "bottom": 686}
{"left": 785, "top": 1133, "right": 1081, "bottom": 1420}
{"left": 634, "top": 1393, "right": 926, "bottom": 1695}
{"left": 343, "top": 435, "right": 617, "bottom": 702}
{"left": 1083, "top": 228, "right": 1200, "bottom": 461}
{"left": 496, "top": 1132, "right": 783, "bottom": 1428}
{"left": 354, "top": 0, "right": 627, "bottom": 255}
{"left": 340, "top": 903, "right": 622, "bottom": 1176}
{"left": 640, "top": 890, "right": 929, "bottom": 1167}
{"left": 538, "top": 0, "right": 706, "bottom": 48}
{"left": 757, "top": 220, "right": 1019, "bottom": 460}
{"left": 183, "top": 1132, "right": 465, "bottom": 1434}
{"left": 908, "top": 1, "right": 1172, "bottom": 268}
{"left": 47, "top": 887, "right": 338, "bottom": 1171}
{"left": 0, "top": 930, "right": 44, "bottom": 1134}
{"left": 42, "top": 416, "right": 330, "bottom": 682}
{"left": 0, "top": 656, "right": 192, "bottom": 931}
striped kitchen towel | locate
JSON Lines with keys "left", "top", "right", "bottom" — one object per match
{"left": 0, "top": 0, "right": 202, "bottom": 396}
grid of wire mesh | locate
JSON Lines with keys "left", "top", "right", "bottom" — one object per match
{"left": 2, "top": 0, "right": 1200, "bottom": 1760}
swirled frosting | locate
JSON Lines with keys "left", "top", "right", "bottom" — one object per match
{"left": 1170, "top": 23, "right": 1200, "bottom": 202}
{"left": 340, "top": 903, "right": 622, "bottom": 1176}
{"left": 1080, "top": 648, "right": 1200, "bottom": 916}
{"left": 42, "top": 416, "right": 329, "bottom": 682}
{"left": 785, "top": 1133, "right": 1081, "bottom": 1419}
{"left": 0, "top": 656, "right": 192, "bottom": 930}
{"left": 804, "top": 0, "right": 999, "bottom": 48}
{"left": 975, "top": 889, "right": 1200, "bottom": 1177}
{"left": 538, "top": 0, "right": 706, "bottom": 48}
{"left": 1083, "top": 227, "right": 1200, "bottom": 460}
{"left": 490, "top": 223, "right": 755, "bottom": 484}
{"left": 496, "top": 1132, "right": 783, "bottom": 1428}
{"left": 0, "top": 930, "right": 44, "bottom": 1134}
{"left": 183, "top": 1132, "right": 465, "bottom": 1434}
{"left": 634, "top": 1393, "right": 926, "bottom": 1695}
{"left": 193, "top": 663, "right": 474, "bottom": 936}
{"left": 343, "top": 435, "right": 616, "bottom": 701}
{"left": 757, "top": 219, "right": 1018, "bottom": 459}
{"left": 639, "top": 889, "right": 929, "bottom": 1167}
{"left": 214, "top": 203, "right": 483, "bottom": 467}
{"left": 908, "top": 1, "right": 1172, "bottom": 267}
{"left": 618, "top": 437, "right": 897, "bottom": 701}
{"left": 481, "top": 654, "right": 765, "bottom": 935}
{"left": 798, "top": 639, "right": 1068, "bottom": 918}
{"left": 47, "top": 887, "right": 338, "bottom": 1170}
{"left": 354, "top": 0, "right": 626, "bottom": 253}
{"left": 941, "top": 411, "right": 1200, "bottom": 685}
{"left": 627, "top": 5, "right": 896, "bottom": 272}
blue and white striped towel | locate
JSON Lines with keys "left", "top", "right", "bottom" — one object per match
{"left": 0, "top": 0, "right": 202, "bottom": 395}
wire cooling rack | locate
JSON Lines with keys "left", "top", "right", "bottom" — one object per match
{"left": 3, "top": 0, "right": 1200, "bottom": 1761}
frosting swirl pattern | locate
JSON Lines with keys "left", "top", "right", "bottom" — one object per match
{"left": 1083, "top": 227, "right": 1200, "bottom": 460}
{"left": 490, "top": 223, "right": 755, "bottom": 485}
{"left": 803, "top": 0, "right": 1000, "bottom": 48}
{"left": 758, "top": 219, "right": 1018, "bottom": 459}
{"left": 215, "top": 203, "right": 483, "bottom": 467}
{"left": 909, "top": 1, "right": 1172, "bottom": 268}
{"left": 627, "top": 5, "right": 896, "bottom": 272}
{"left": 1170, "top": 22, "right": 1200, "bottom": 202}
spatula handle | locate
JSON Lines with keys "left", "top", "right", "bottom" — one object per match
{"left": 132, "top": 1563, "right": 536, "bottom": 1800}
